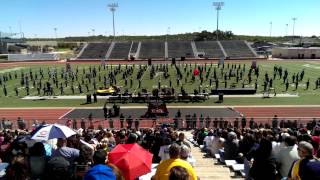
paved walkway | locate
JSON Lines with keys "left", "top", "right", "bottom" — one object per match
{"left": 184, "top": 131, "right": 242, "bottom": 180}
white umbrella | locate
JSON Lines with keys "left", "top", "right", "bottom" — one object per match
{"left": 31, "top": 124, "right": 76, "bottom": 141}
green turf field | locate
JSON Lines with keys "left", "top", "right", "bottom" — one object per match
{"left": 0, "top": 61, "right": 319, "bottom": 107}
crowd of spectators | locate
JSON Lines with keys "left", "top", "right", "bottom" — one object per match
{"left": 0, "top": 122, "right": 198, "bottom": 180}
{"left": 0, "top": 116, "right": 320, "bottom": 180}
{"left": 194, "top": 118, "right": 320, "bottom": 180}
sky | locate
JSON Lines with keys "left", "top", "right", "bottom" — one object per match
{"left": 0, "top": 0, "right": 319, "bottom": 38}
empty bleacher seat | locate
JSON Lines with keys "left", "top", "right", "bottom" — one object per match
{"left": 139, "top": 41, "right": 165, "bottom": 59}
{"left": 220, "top": 40, "right": 256, "bottom": 58}
{"left": 78, "top": 43, "right": 111, "bottom": 59}
{"left": 195, "top": 41, "right": 224, "bottom": 58}
{"left": 109, "top": 42, "right": 131, "bottom": 59}
{"left": 168, "top": 41, "right": 194, "bottom": 58}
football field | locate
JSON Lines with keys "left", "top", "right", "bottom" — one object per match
{"left": 0, "top": 60, "right": 320, "bottom": 107}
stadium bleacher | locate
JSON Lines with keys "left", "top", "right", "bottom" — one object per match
{"left": 130, "top": 42, "right": 139, "bottom": 54}
{"left": 8, "top": 53, "right": 59, "bottom": 61}
{"left": 108, "top": 41, "right": 131, "bottom": 60}
{"left": 168, "top": 41, "right": 195, "bottom": 59}
{"left": 77, "top": 42, "right": 111, "bottom": 59}
{"left": 195, "top": 41, "right": 225, "bottom": 58}
{"left": 139, "top": 41, "right": 165, "bottom": 59}
{"left": 75, "top": 40, "right": 258, "bottom": 60}
{"left": 220, "top": 40, "right": 256, "bottom": 58}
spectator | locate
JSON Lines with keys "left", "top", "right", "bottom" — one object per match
{"left": 5, "top": 154, "right": 29, "bottom": 180}
{"left": 288, "top": 141, "right": 320, "bottom": 180}
{"left": 203, "top": 130, "right": 214, "bottom": 155}
{"left": 84, "top": 150, "right": 116, "bottom": 180}
{"left": 52, "top": 138, "right": 80, "bottom": 165}
{"left": 158, "top": 137, "right": 172, "bottom": 161}
{"left": 180, "top": 144, "right": 195, "bottom": 167}
{"left": 169, "top": 166, "right": 190, "bottom": 180}
{"left": 29, "top": 142, "right": 47, "bottom": 179}
{"left": 126, "top": 133, "right": 138, "bottom": 144}
{"left": 223, "top": 132, "right": 239, "bottom": 161}
{"left": 176, "top": 133, "right": 191, "bottom": 149}
{"left": 154, "top": 143, "right": 197, "bottom": 180}
{"left": 210, "top": 130, "right": 225, "bottom": 155}
{"left": 250, "top": 138, "right": 277, "bottom": 180}
{"left": 238, "top": 133, "right": 258, "bottom": 180}
{"left": 46, "top": 156, "right": 70, "bottom": 180}
{"left": 276, "top": 136, "right": 299, "bottom": 178}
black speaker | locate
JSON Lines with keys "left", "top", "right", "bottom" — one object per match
{"left": 181, "top": 57, "right": 185, "bottom": 61}
{"left": 172, "top": 58, "right": 176, "bottom": 65}
{"left": 148, "top": 58, "right": 152, "bottom": 66}
{"left": 218, "top": 93, "right": 224, "bottom": 102}
{"left": 86, "top": 94, "right": 92, "bottom": 104}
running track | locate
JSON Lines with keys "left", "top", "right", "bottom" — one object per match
{"left": 1, "top": 106, "right": 320, "bottom": 129}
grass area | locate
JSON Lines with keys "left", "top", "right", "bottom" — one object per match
{"left": 0, "top": 61, "right": 320, "bottom": 107}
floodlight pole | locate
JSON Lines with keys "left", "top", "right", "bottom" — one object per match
{"left": 285, "top": 24, "right": 288, "bottom": 37}
{"left": 9, "top": 26, "right": 12, "bottom": 36}
{"left": 213, "top": 2, "right": 224, "bottom": 41}
{"left": 292, "top": 17, "right": 297, "bottom": 44}
{"left": 54, "top": 28, "right": 58, "bottom": 39}
{"left": 91, "top": 29, "right": 95, "bottom": 36}
{"left": 269, "top": 22, "right": 272, "bottom": 37}
{"left": 166, "top": 27, "right": 170, "bottom": 42}
{"left": 108, "top": 3, "right": 119, "bottom": 40}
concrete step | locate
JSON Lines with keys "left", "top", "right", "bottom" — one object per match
{"left": 182, "top": 131, "right": 244, "bottom": 180}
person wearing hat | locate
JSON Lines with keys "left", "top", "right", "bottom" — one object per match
{"left": 84, "top": 150, "right": 116, "bottom": 180}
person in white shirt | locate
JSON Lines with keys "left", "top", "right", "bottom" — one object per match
{"left": 276, "top": 136, "right": 300, "bottom": 178}
{"left": 158, "top": 137, "right": 172, "bottom": 161}
{"left": 204, "top": 131, "right": 214, "bottom": 156}
{"left": 210, "top": 132, "right": 225, "bottom": 155}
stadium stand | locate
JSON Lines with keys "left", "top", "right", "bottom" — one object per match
{"left": 77, "top": 42, "right": 111, "bottom": 59}
{"left": 130, "top": 42, "right": 139, "bottom": 53}
{"left": 75, "top": 40, "right": 260, "bottom": 60}
{"left": 168, "top": 41, "right": 195, "bottom": 59}
{"left": 220, "top": 40, "right": 256, "bottom": 58}
{"left": 108, "top": 41, "right": 131, "bottom": 60}
{"left": 139, "top": 41, "right": 165, "bottom": 59}
{"left": 8, "top": 53, "right": 59, "bottom": 61}
{"left": 195, "top": 41, "right": 225, "bottom": 58}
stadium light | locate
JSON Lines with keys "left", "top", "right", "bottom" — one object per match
{"left": 9, "top": 26, "right": 12, "bottom": 35}
{"left": 166, "top": 27, "right": 170, "bottom": 42}
{"left": 269, "top": 22, "right": 272, "bottom": 37}
{"left": 108, "top": 3, "right": 119, "bottom": 40}
{"left": 91, "top": 29, "right": 95, "bottom": 36}
{"left": 292, "top": 17, "right": 297, "bottom": 44}
{"left": 213, "top": 1, "right": 224, "bottom": 41}
{"left": 54, "top": 28, "right": 58, "bottom": 39}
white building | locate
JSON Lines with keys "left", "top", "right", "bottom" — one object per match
{"left": 272, "top": 47, "right": 320, "bottom": 59}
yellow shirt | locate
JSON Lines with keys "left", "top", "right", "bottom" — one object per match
{"left": 154, "top": 158, "right": 197, "bottom": 180}
{"left": 291, "top": 159, "right": 301, "bottom": 180}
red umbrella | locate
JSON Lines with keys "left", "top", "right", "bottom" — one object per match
{"left": 193, "top": 68, "right": 200, "bottom": 76}
{"left": 108, "top": 143, "right": 153, "bottom": 180}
